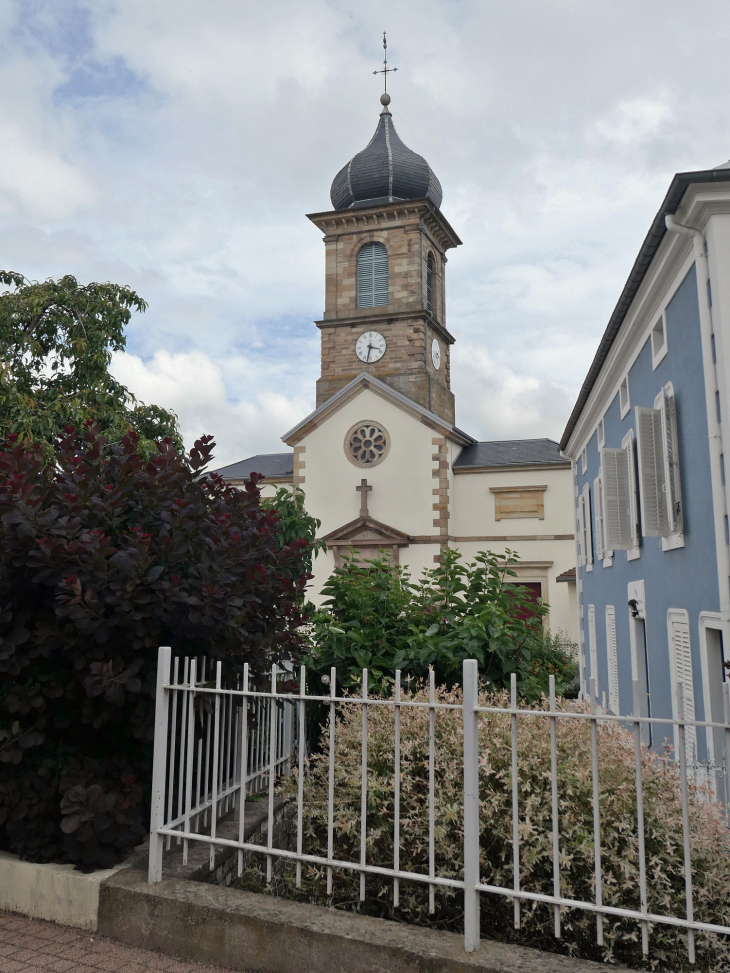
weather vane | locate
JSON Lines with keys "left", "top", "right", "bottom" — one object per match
{"left": 373, "top": 31, "right": 397, "bottom": 94}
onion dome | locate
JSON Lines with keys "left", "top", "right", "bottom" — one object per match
{"left": 330, "top": 93, "right": 443, "bottom": 211}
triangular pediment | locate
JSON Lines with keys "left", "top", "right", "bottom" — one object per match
{"left": 321, "top": 515, "right": 411, "bottom": 546}
{"left": 281, "top": 372, "right": 474, "bottom": 447}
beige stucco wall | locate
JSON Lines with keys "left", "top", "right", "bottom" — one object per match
{"left": 451, "top": 466, "right": 574, "bottom": 536}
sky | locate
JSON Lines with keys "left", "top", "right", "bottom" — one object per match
{"left": 2, "top": 0, "right": 730, "bottom": 467}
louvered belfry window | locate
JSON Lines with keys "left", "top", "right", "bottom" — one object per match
{"left": 357, "top": 242, "right": 388, "bottom": 308}
{"left": 427, "top": 254, "right": 434, "bottom": 314}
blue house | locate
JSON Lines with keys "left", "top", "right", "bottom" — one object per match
{"left": 560, "top": 160, "right": 730, "bottom": 797}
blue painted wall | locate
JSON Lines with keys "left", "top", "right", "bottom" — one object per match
{"left": 577, "top": 265, "right": 719, "bottom": 755}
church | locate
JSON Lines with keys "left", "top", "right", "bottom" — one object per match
{"left": 215, "top": 90, "right": 578, "bottom": 640}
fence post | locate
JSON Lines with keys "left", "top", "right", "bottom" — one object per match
{"left": 463, "top": 659, "right": 480, "bottom": 952}
{"left": 148, "top": 646, "right": 172, "bottom": 884}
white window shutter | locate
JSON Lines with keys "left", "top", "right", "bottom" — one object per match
{"left": 588, "top": 604, "right": 598, "bottom": 694}
{"left": 602, "top": 448, "right": 631, "bottom": 549}
{"left": 668, "top": 611, "right": 697, "bottom": 763}
{"left": 624, "top": 433, "right": 640, "bottom": 548}
{"left": 635, "top": 406, "right": 669, "bottom": 537}
{"left": 661, "top": 385, "right": 683, "bottom": 534}
{"left": 582, "top": 482, "right": 593, "bottom": 565}
{"left": 593, "top": 475, "right": 604, "bottom": 561}
{"left": 605, "top": 606, "right": 619, "bottom": 714}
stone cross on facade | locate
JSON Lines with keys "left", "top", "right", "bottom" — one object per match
{"left": 356, "top": 478, "right": 372, "bottom": 518}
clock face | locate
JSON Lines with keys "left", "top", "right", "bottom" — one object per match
{"left": 355, "top": 331, "right": 386, "bottom": 364}
{"left": 431, "top": 337, "right": 442, "bottom": 370}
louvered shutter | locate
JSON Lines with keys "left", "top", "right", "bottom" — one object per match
{"left": 602, "top": 448, "right": 631, "bottom": 549}
{"left": 593, "top": 475, "right": 604, "bottom": 561}
{"left": 582, "top": 482, "right": 593, "bottom": 565}
{"left": 636, "top": 406, "right": 669, "bottom": 537}
{"left": 624, "top": 433, "right": 640, "bottom": 548}
{"left": 357, "top": 243, "right": 389, "bottom": 308}
{"left": 668, "top": 611, "right": 697, "bottom": 763}
{"left": 605, "top": 606, "right": 619, "bottom": 714}
{"left": 588, "top": 604, "right": 598, "bottom": 695}
{"left": 660, "top": 386, "right": 683, "bottom": 534}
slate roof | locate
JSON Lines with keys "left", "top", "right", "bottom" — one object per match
{"left": 211, "top": 452, "right": 293, "bottom": 481}
{"left": 453, "top": 438, "right": 567, "bottom": 470}
{"left": 330, "top": 104, "right": 442, "bottom": 211}
{"left": 560, "top": 164, "right": 730, "bottom": 451}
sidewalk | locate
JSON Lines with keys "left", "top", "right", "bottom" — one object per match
{"left": 0, "top": 911, "right": 243, "bottom": 973}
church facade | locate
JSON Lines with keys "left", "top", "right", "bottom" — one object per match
{"left": 216, "top": 93, "right": 578, "bottom": 640}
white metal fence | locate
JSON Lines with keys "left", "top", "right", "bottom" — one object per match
{"left": 148, "top": 647, "right": 730, "bottom": 963}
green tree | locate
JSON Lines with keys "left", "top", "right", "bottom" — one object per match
{"left": 260, "top": 486, "right": 325, "bottom": 580}
{"left": 0, "top": 271, "right": 180, "bottom": 457}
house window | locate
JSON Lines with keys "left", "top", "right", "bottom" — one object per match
{"left": 651, "top": 314, "right": 668, "bottom": 369}
{"left": 605, "top": 606, "right": 619, "bottom": 714}
{"left": 357, "top": 242, "right": 388, "bottom": 308}
{"left": 588, "top": 605, "right": 598, "bottom": 697}
{"left": 667, "top": 609, "right": 697, "bottom": 765}
{"left": 623, "top": 429, "right": 640, "bottom": 560}
{"left": 619, "top": 376, "right": 631, "bottom": 418}
{"left": 427, "top": 253, "right": 434, "bottom": 314}
{"left": 636, "top": 383, "right": 683, "bottom": 548}
{"left": 490, "top": 485, "right": 547, "bottom": 520}
{"left": 593, "top": 472, "right": 607, "bottom": 563}
{"left": 578, "top": 482, "right": 593, "bottom": 570}
{"left": 597, "top": 418, "right": 605, "bottom": 449}
{"left": 581, "top": 447, "right": 587, "bottom": 474}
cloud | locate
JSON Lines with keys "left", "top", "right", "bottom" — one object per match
{"left": 3, "top": 0, "right": 730, "bottom": 459}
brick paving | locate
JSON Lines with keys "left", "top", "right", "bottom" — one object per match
{"left": 0, "top": 912, "right": 243, "bottom": 973}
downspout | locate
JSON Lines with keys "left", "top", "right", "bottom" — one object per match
{"left": 665, "top": 215, "right": 730, "bottom": 621}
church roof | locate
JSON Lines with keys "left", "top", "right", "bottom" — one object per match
{"left": 211, "top": 452, "right": 293, "bottom": 481}
{"left": 453, "top": 438, "right": 568, "bottom": 470}
{"left": 330, "top": 97, "right": 443, "bottom": 211}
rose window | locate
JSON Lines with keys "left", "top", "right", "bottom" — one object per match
{"left": 345, "top": 421, "right": 390, "bottom": 468}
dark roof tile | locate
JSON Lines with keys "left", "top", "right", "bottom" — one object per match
{"left": 453, "top": 438, "right": 567, "bottom": 469}
{"left": 212, "top": 452, "right": 293, "bottom": 481}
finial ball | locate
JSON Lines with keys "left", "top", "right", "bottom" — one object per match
{"left": 380, "top": 92, "right": 391, "bottom": 107}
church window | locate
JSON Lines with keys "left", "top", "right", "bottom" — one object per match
{"left": 357, "top": 243, "right": 388, "bottom": 308}
{"left": 344, "top": 420, "right": 390, "bottom": 468}
{"left": 427, "top": 253, "right": 434, "bottom": 314}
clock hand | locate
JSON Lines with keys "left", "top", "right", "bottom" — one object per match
{"left": 366, "top": 343, "right": 374, "bottom": 362}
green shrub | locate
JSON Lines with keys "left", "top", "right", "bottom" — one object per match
{"left": 268, "top": 684, "right": 730, "bottom": 972}
{"left": 304, "top": 548, "right": 576, "bottom": 701}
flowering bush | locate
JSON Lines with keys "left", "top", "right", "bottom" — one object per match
{"left": 0, "top": 425, "right": 310, "bottom": 868}
{"left": 269, "top": 685, "right": 730, "bottom": 972}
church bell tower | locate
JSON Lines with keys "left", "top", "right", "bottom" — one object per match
{"left": 307, "top": 90, "right": 462, "bottom": 424}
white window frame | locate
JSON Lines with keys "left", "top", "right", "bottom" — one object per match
{"left": 593, "top": 468, "right": 612, "bottom": 566}
{"left": 655, "top": 383, "right": 684, "bottom": 552}
{"left": 651, "top": 312, "right": 668, "bottom": 370}
{"left": 698, "top": 612, "right": 728, "bottom": 800}
{"left": 581, "top": 482, "right": 593, "bottom": 571}
{"left": 581, "top": 447, "right": 587, "bottom": 475}
{"left": 623, "top": 429, "right": 641, "bottom": 561}
{"left": 619, "top": 375, "right": 631, "bottom": 418}
{"left": 605, "top": 605, "right": 619, "bottom": 715}
{"left": 597, "top": 418, "right": 605, "bottom": 449}
{"left": 666, "top": 608, "right": 698, "bottom": 769}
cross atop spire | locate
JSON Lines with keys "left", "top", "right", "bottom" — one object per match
{"left": 373, "top": 31, "right": 397, "bottom": 96}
